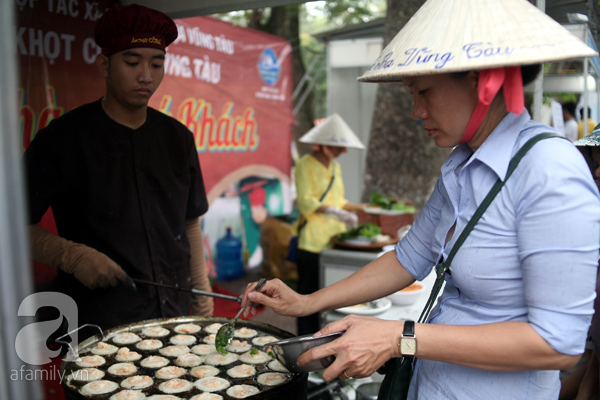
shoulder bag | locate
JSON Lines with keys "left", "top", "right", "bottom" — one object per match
{"left": 377, "top": 132, "right": 563, "bottom": 400}
{"left": 286, "top": 170, "right": 336, "bottom": 263}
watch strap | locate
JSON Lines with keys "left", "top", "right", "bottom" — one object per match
{"left": 402, "top": 320, "right": 415, "bottom": 337}
{"left": 400, "top": 320, "right": 416, "bottom": 359}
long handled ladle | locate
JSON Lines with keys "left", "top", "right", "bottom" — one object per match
{"left": 215, "top": 278, "right": 267, "bottom": 355}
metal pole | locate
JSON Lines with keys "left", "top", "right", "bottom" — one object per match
{"left": 597, "top": 77, "right": 600, "bottom": 128}
{"left": 583, "top": 54, "right": 589, "bottom": 137}
{"left": 0, "top": 0, "right": 42, "bottom": 398}
{"left": 292, "top": 47, "right": 326, "bottom": 100}
{"left": 532, "top": 0, "right": 546, "bottom": 122}
{"left": 293, "top": 63, "right": 326, "bottom": 116}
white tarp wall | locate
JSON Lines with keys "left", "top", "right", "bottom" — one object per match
{"left": 327, "top": 38, "right": 381, "bottom": 202}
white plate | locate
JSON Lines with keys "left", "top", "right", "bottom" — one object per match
{"left": 364, "top": 207, "right": 408, "bottom": 216}
{"left": 335, "top": 298, "right": 392, "bottom": 316}
{"left": 343, "top": 237, "right": 372, "bottom": 245}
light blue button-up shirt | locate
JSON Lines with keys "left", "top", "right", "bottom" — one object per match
{"left": 397, "top": 110, "right": 600, "bottom": 399}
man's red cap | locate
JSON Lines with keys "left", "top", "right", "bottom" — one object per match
{"left": 95, "top": 4, "right": 178, "bottom": 56}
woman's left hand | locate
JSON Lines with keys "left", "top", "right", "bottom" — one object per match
{"left": 297, "top": 315, "right": 403, "bottom": 381}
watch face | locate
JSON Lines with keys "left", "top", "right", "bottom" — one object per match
{"left": 400, "top": 337, "right": 417, "bottom": 356}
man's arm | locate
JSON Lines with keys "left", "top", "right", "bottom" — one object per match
{"left": 29, "top": 224, "right": 130, "bottom": 289}
{"left": 185, "top": 218, "right": 213, "bottom": 316}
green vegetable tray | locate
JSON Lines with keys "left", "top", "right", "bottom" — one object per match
{"left": 330, "top": 235, "right": 398, "bottom": 250}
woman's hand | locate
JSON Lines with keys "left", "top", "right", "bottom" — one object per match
{"left": 343, "top": 202, "right": 368, "bottom": 212}
{"left": 323, "top": 206, "right": 358, "bottom": 228}
{"left": 297, "top": 315, "right": 403, "bottom": 381}
{"left": 241, "top": 278, "right": 312, "bottom": 318}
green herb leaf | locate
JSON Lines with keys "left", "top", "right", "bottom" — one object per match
{"left": 215, "top": 325, "right": 234, "bottom": 355}
{"left": 370, "top": 191, "right": 408, "bottom": 210}
{"left": 336, "top": 222, "right": 382, "bottom": 241}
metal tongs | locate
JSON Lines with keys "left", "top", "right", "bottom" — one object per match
{"left": 132, "top": 278, "right": 241, "bottom": 303}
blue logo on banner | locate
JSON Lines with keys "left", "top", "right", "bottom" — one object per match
{"left": 258, "top": 48, "right": 280, "bottom": 86}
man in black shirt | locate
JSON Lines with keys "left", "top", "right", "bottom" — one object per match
{"left": 25, "top": 4, "right": 213, "bottom": 330}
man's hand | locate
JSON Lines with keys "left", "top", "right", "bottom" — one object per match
{"left": 66, "top": 243, "right": 128, "bottom": 289}
{"left": 29, "top": 224, "right": 129, "bottom": 289}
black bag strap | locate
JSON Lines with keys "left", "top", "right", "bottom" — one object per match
{"left": 297, "top": 169, "right": 335, "bottom": 234}
{"left": 417, "top": 132, "right": 563, "bottom": 323}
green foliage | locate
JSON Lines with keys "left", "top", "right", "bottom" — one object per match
{"left": 214, "top": 1, "right": 386, "bottom": 120}
{"left": 302, "top": 1, "right": 386, "bottom": 34}
{"left": 300, "top": 1, "right": 386, "bottom": 118}
{"left": 319, "top": 0, "right": 385, "bottom": 26}
{"left": 370, "top": 191, "right": 416, "bottom": 212}
{"left": 546, "top": 94, "right": 578, "bottom": 104}
{"left": 299, "top": 33, "right": 327, "bottom": 118}
{"left": 215, "top": 10, "right": 253, "bottom": 27}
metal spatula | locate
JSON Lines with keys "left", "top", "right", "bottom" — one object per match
{"left": 215, "top": 278, "right": 267, "bottom": 355}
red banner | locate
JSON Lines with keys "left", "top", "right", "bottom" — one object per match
{"left": 151, "top": 16, "right": 294, "bottom": 201}
{"left": 17, "top": 0, "right": 109, "bottom": 151}
{"left": 18, "top": 5, "right": 294, "bottom": 200}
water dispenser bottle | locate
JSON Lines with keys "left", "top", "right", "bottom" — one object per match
{"left": 216, "top": 227, "right": 245, "bottom": 280}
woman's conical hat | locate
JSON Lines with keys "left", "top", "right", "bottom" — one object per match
{"left": 299, "top": 114, "right": 365, "bottom": 150}
{"left": 575, "top": 124, "right": 600, "bottom": 147}
{"left": 359, "top": 0, "right": 598, "bottom": 82}
{"left": 574, "top": 124, "right": 600, "bottom": 177}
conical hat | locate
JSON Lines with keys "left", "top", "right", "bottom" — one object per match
{"left": 299, "top": 114, "right": 365, "bottom": 150}
{"left": 359, "top": 0, "right": 598, "bottom": 82}
{"left": 575, "top": 124, "right": 600, "bottom": 147}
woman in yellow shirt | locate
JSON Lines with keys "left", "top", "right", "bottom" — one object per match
{"left": 578, "top": 107, "right": 598, "bottom": 140}
{"left": 295, "top": 114, "right": 366, "bottom": 335}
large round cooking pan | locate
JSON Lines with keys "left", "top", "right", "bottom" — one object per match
{"left": 60, "top": 316, "right": 307, "bottom": 400}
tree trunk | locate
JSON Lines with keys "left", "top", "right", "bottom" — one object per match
{"left": 362, "top": 0, "right": 450, "bottom": 211}
{"left": 249, "top": 6, "right": 315, "bottom": 156}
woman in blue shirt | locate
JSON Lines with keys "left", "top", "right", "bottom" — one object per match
{"left": 241, "top": 0, "right": 600, "bottom": 398}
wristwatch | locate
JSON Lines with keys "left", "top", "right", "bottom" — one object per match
{"left": 399, "top": 320, "right": 416, "bottom": 358}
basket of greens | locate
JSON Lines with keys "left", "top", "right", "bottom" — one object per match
{"left": 332, "top": 222, "right": 396, "bottom": 249}
{"left": 366, "top": 191, "right": 416, "bottom": 215}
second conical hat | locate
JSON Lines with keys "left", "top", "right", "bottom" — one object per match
{"left": 299, "top": 114, "right": 365, "bottom": 150}
{"left": 575, "top": 125, "right": 600, "bottom": 147}
{"left": 359, "top": 0, "right": 597, "bottom": 82}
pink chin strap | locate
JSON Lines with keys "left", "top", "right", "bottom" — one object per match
{"left": 461, "top": 66, "right": 525, "bottom": 144}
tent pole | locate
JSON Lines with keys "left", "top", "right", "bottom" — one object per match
{"left": 584, "top": 55, "right": 589, "bottom": 137}
{"left": 583, "top": 23, "right": 590, "bottom": 138}
{"left": 532, "top": 0, "right": 545, "bottom": 122}
{"left": 0, "top": 0, "right": 42, "bottom": 398}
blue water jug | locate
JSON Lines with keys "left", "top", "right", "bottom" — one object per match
{"left": 216, "top": 227, "right": 245, "bottom": 280}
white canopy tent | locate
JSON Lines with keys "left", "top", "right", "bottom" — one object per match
{"left": 1, "top": 0, "right": 599, "bottom": 398}
{"left": 124, "top": 0, "right": 316, "bottom": 18}
{"left": 530, "top": 22, "right": 600, "bottom": 137}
